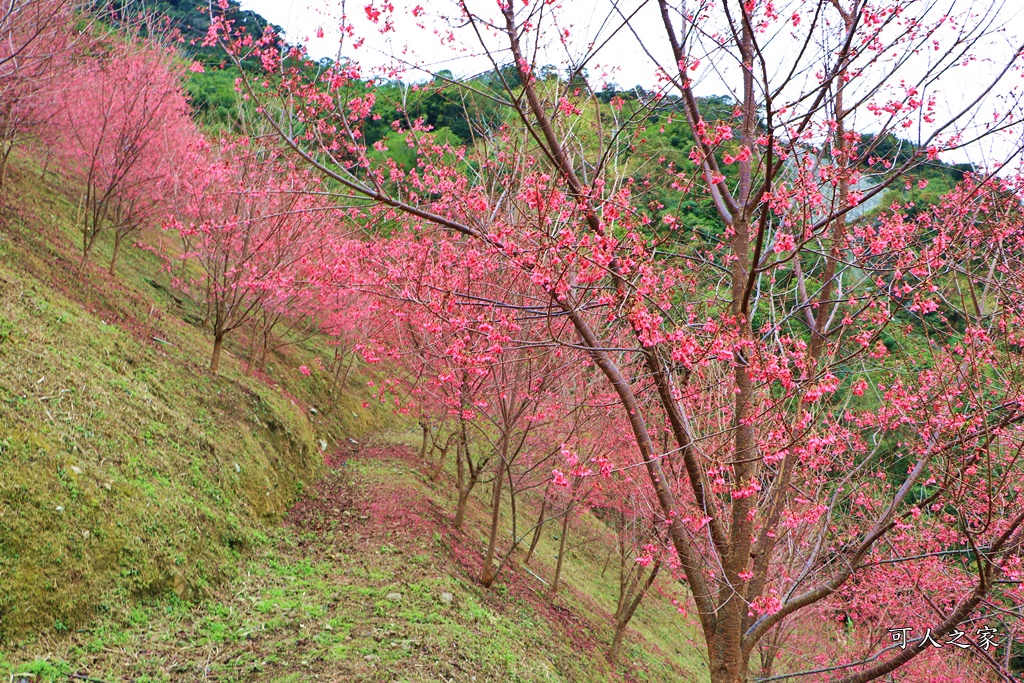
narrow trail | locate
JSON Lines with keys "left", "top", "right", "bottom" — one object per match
{"left": 270, "top": 442, "right": 619, "bottom": 681}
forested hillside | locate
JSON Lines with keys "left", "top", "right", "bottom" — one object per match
{"left": 3, "top": 1, "right": 1024, "bottom": 682}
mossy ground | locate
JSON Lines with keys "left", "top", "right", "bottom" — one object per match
{"left": 3, "top": 442, "right": 708, "bottom": 682}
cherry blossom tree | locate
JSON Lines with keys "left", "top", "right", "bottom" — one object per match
{"left": 607, "top": 499, "right": 665, "bottom": 662}
{"left": 240, "top": 217, "right": 345, "bottom": 375}
{"left": 580, "top": 420, "right": 675, "bottom": 661}
{"left": 0, "top": 0, "right": 83, "bottom": 188}
{"left": 354, "top": 234, "right": 512, "bottom": 530}
{"left": 214, "top": 1, "right": 1024, "bottom": 680}
{"left": 350, "top": 228, "right": 628, "bottom": 587}
{"left": 168, "top": 138, "right": 335, "bottom": 372}
{"left": 44, "top": 35, "right": 196, "bottom": 272}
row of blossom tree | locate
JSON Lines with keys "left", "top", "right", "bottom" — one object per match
{"left": 1, "top": 0, "right": 717, "bottom": 662}
{"left": 210, "top": 0, "right": 1024, "bottom": 680}
{"left": 0, "top": 2, "right": 359, "bottom": 375}
{"left": 5, "top": 0, "right": 1024, "bottom": 680}
{"left": 3, "top": 5, "right": 649, "bottom": 636}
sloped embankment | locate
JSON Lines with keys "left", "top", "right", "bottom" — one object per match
{"left": 3, "top": 444, "right": 705, "bottom": 682}
{"left": 0, "top": 159, "right": 338, "bottom": 641}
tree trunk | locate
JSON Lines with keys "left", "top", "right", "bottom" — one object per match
{"left": 609, "top": 623, "right": 627, "bottom": 663}
{"left": 609, "top": 560, "right": 661, "bottom": 662}
{"left": 506, "top": 458, "right": 518, "bottom": 553}
{"left": 600, "top": 547, "right": 614, "bottom": 578}
{"left": 210, "top": 332, "right": 225, "bottom": 373}
{"left": 550, "top": 506, "right": 571, "bottom": 595}
{"left": 108, "top": 231, "right": 123, "bottom": 276}
{"left": 245, "top": 322, "right": 259, "bottom": 376}
{"left": 524, "top": 488, "right": 549, "bottom": 566}
{"left": 454, "top": 432, "right": 467, "bottom": 528}
{"left": 709, "top": 647, "right": 752, "bottom": 683}
{"left": 258, "top": 322, "right": 272, "bottom": 371}
{"left": 0, "top": 144, "right": 11, "bottom": 189}
{"left": 79, "top": 193, "right": 104, "bottom": 272}
{"left": 419, "top": 422, "right": 431, "bottom": 461}
{"left": 453, "top": 462, "right": 486, "bottom": 530}
{"left": 453, "top": 416, "right": 481, "bottom": 529}
{"left": 480, "top": 452, "right": 505, "bottom": 587}
{"left": 325, "top": 345, "right": 354, "bottom": 414}
{"left": 429, "top": 433, "right": 452, "bottom": 483}
{"left": 454, "top": 485, "right": 473, "bottom": 529}
{"left": 80, "top": 228, "right": 99, "bottom": 272}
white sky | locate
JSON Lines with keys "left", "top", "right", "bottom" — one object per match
{"left": 238, "top": 0, "right": 1024, "bottom": 167}
{"left": 240, "top": 0, "right": 679, "bottom": 87}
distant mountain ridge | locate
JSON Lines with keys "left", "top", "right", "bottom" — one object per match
{"left": 99, "top": 0, "right": 283, "bottom": 60}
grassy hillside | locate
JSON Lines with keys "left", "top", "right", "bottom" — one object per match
{"left": 0, "top": 154, "right": 384, "bottom": 642}
{"left": 0, "top": 153, "right": 708, "bottom": 681}
{"left": 2, "top": 442, "right": 708, "bottom": 682}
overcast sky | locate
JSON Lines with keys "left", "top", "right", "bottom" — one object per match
{"left": 238, "top": 0, "right": 1024, "bottom": 167}
{"left": 240, "top": 0, "right": 712, "bottom": 87}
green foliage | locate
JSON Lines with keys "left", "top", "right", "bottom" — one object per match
{"left": 184, "top": 66, "right": 245, "bottom": 129}
{"left": 857, "top": 132, "right": 973, "bottom": 203}
{"left": 365, "top": 76, "right": 508, "bottom": 148}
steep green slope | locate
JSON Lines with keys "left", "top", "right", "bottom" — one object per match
{"left": 0, "top": 156, "right": 380, "bottom": 642}
{"left": 2, "top": 444, "right": 707, "bottom": 682}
